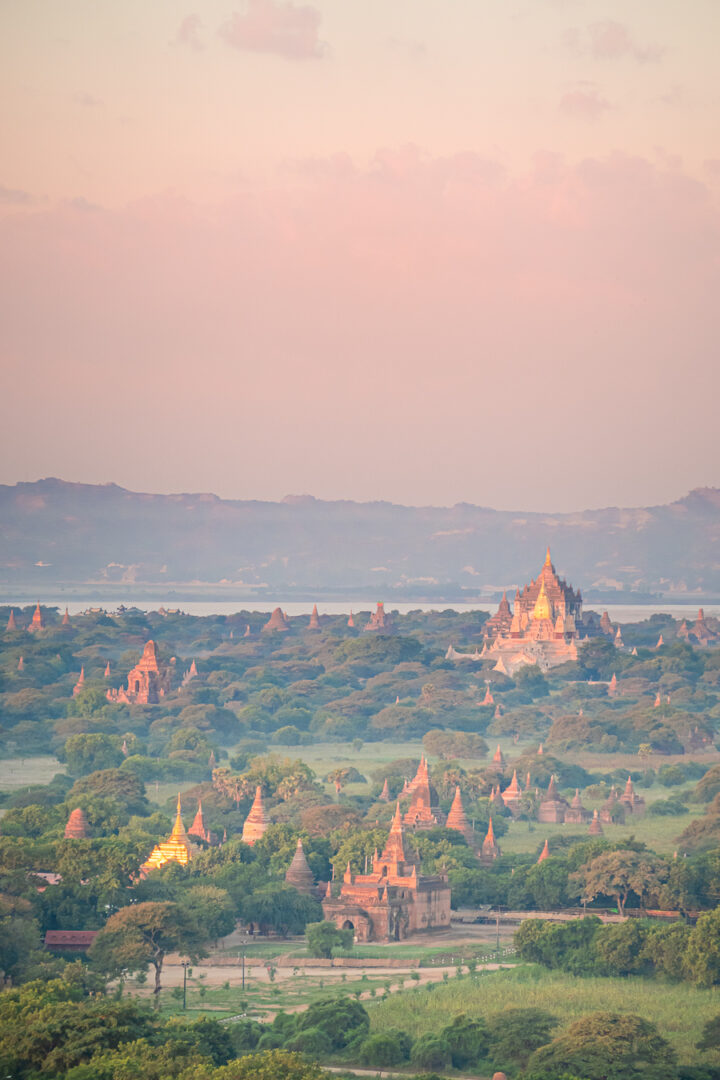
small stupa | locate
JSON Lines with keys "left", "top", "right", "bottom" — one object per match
{"left": 482, "top": 684, "right": 494, "bottom": 706}
{"left": 17, "top": 656, "right": 24, "bottom": 671}
{"left": 64, "top": 807, "right": 90, "bottom": 839}
{"left": 188, "top": 798, "right": 212, "bottom": 844}
{"left": 491, "top": 745, "right": 506, "bottom": 771}
{"left": 501, "top": 770, "right": 522, "bottom": 810}
{"left": 104, "top": 661, "right": 111, "bottom": 677}
{"left": 243, "top": 624, "right": 251, "bottom": 637}
{"left": 588, "top": 809, "right": 604, "bottom": 835}
{"left": 6, "top": 610, "right": 17, "bottom": 631}
{"left": 347, "top": 611, "right": 355, "bottom": 627}
{"left": 62, "top": 607, "right": 71, "bottom": 626}
{"left": 379, "top": 778, "right": 390, "bottom": 802}
{"left": 565, "top": 788, "right": 591, "bottom": 824}
{"left": 308, "top": 604, "right": 320, "bottom": 630}
{"left": 28, "top": 603, "right": 44, "bottom": 632}
{"left": 242, "top": 786, "right": 270, "bottom": 845}
{"left": 263, "top": 607, "right": 289, "bottom": 632}
{"left": 480, "top": 817, "right": 501, "bottom": 861}
{"left": 537, "top": 838, "right": 550, "bottom": 863}
{"left": 608, "top": 673, "right": 618, "bottom": 696}
{"left": 446, "top": 786, "right": 472, "bottom": 843}
{"left": 285, "top": 838, "right": 316, "bottom": 894}
{"left": 72, "top": 667, "right": 85, "bottom": 696}
{"left": 656, "top": 634, "right": 664, "bottom": 648}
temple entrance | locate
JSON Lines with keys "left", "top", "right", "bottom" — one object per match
{"left": 342, "top": 920, "right": 354, "bottom": 931}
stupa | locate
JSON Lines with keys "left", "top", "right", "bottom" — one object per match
{"left": 72, "top": 667, "right": 85, "bottom": 696}
{"left": 620, "top": 775, "right": 645, "bottom": 816}
{"left": 104, "top": 661, "right": 111, "bottom": 678}
{"left": 308, "top": 605, "right": 320, "bottom": 630}
{"left": 537, "top": 838, "right": 550, "bottom": 863}
{"left": 140, "top": 796, "right": 196, "bottom": 874}
{"left": 379, "top": 778, "right": 390, "bottom": 802}
{"left": 490, "top": 745, "right": 506, "bottom": 771}
{"left": 564, "top": 789, "right": 591, "bottom": 825}
{"left": 6, "top": 610, "right": 17, "bottom": 631}
{"left": 445, "top": 787, "right": 472, "bottom": 844}
{"left": 321, "top": 804, "right": 450, "bottom": 942}
{"left": 263, "top": 607, "right": 289, "bottom": 632}
{"left": 188, "top": 799, "right": 212, "bottom": 844}
{"left": 242, "top": 786, "right": 270, "bottom": 845}
{"left": 62, "top": 607, "right": 71, "bottom": 626}
{"left": 64, "top": 807, "right": 89, "bottom": 839}
{"left": 537, "top": 775, "right": 569, "bottom": 824}
{"left": 285, "top": 839, "right": 316, "bottom": 895}
{"left": 403, "top": 756, "right": 442, "bottom": 829}
{"left": 483, "top": 592, "right": 513, "bottom": 637}
{"left": 28, "top": 604, "right": 44, "bottom": 632}
{"left": 588, "top": 809, "right": 604, "bottom": 836}
{"left": 600, "top": 786, "right": 624, "bottom": 824}
{"left": 501, "top": 770, "right": 522, "bottom": 811}
{"left": 479, "top": 818, "right": 501, "bottom": 862}
{"left": 678, "top": 609, "right": 720, "bottom": 648}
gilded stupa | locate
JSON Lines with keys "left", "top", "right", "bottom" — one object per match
{"left": 139, "top": 795, "right": 196, "bottom": 875}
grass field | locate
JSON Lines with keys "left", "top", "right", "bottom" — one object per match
{"left": 498, "top": 806, "right": 701, "bottom": 856}
{"left": 369, "top": 964, "right": 720, "bottom": 1065}
{"left": 0, "top": 755, "right": 65, "bottom": 789}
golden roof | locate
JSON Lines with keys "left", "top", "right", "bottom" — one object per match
{"left": 532, "top": 581, "right": 552, "bottom": 621}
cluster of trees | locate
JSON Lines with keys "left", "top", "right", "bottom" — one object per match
{"left": 516, "top": 907, "right": 720, "bottom": 987}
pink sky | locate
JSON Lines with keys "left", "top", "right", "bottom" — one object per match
{"left": 1, "top": 1, "right": 719, "bottom": 511}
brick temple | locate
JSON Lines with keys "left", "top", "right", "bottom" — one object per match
{"left": 322, "top": 803, "right": 451, "bottom": 942}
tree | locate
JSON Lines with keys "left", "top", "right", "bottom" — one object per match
{"left": 296, "top": 996, "right": 369, "bottom": 1049}
{"left": 423, "top": 730, "right": 488, "bottom": 760}
{"left": 240, "top": 885, "right": 321, "bottom": 936}
{"left": 90, "top": 901, "right": 208, "bottom": 1003}
{"left": 180, "top": 886, "right": 236, "bottom": 943}
{"left": 410, "top": 1032, "right": 452, "bottom": 1070}
{"left": 187, "top": 1049, "right": 327, "bottom": 1080}
{"left": 571, "top": 850, "right": 666, "bottom": 916}
{"left": 305, "top": 921, "right": 353, "bottom": 959}
{"left": 593, "top": 921, "right": 648, "bottom": 976}
{"left": 525, "top": 1011, "right": 676, "bottom": 1080}
{"left": 62, "top": 733, "right": 123, "bottom": 776}
{"left": 360, "top": 1030, "right": 411, "bottom": 1066}
{"left": 486, "top": 1007, "right": 557, "bottom": 1069}
{"left": 684, "top": 907, "right": 720, "bottom": 986}
{"left": 441, "top": 1013, "right": 489, "bottom": 1067}
{"left": 67, "top": 769, "right": 149, "bottom": 816}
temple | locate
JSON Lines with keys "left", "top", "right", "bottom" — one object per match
{"left": 72, "top": 667, "right": 85, "bottom": 696}
{"left": 537, "top": 775, "right": 569, "bottom": 824}
{"left": 140, "top": 796, "right": 196, "bottom": 874}
{"left": 242, "top": 786, "right": 270, "bottom": 845}
{"left": 321, "top": 803, "right": 451, "bottom": 942}
{"left": 473, "top": 550, "right": 595, "bottom": 672}
{"left": 678, "top": 609, "right": 720, "bottom": 648}
{"left": 403, "top": 756, "right": 443, "bottom": 829}
{"left": 107, "top": 641, "right": 170, "bottom": 704}
{"left": 364, "top": 602, "right": 394, "bottom": 633}
{"left": 64, "top": 807, "right": 90, "bottom": 839}
{"left": 285, "top": 839, "right": 316, "bottom": 895}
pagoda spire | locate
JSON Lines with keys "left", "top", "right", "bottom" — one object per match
{"left": 62, "top": 607, "right": 70, "bottom": 626}
{"left": 309, "top": 604, "right": 320, "bottom": 630}
{"left": 242, "top": 786, "right": 270, "bottom": 845}
{"left": 537, "top": 838, "right": 550, "bottom": 863}
{"left": 544, "top": 546, "right": 552, "bottom": 568}
{"left": 6, "top": 609, "right": 17, "bottom": 631}
{"left": 446, "top": 786, "right": 471, "bottom": 842}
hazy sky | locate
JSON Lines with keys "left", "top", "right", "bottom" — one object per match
{"left": 1, "top": 1, "right": 719, "bottom": 511}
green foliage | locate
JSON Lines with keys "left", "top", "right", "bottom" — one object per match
{"left": 305, "top": 921, "right": 353, "bottom": 959}
{"left": 296, "top": 996, "right": 369, "bottom": 1049}
{"left": 62, "top": 733, "right": 124, "bottom": 776}
{"left": 526, "top": 1010, "right": 676, "bottom": 1080}
{"left": 359, "top": 1029, "right": 412, "bottom": 1066}
{"left": 486, "top": 1006, "right": 558, "bottom": 1069}
{"left": 410, "top": 1032, "right": 452, "bottom": 1070}
{"left": 441, "top": 1012, "right": 489, "bottom": 1067}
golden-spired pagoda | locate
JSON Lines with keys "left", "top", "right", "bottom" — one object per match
{"left": 139, "top": 796, "right": 196, "bottom": 875}
{"left": 482, "top": 549, "right": 586, "bottom": 673}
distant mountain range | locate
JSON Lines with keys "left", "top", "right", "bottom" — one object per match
{"left": 1, "top": 479, "right": 719, "bottom": 601}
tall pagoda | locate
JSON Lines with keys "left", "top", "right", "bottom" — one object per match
{"left": 140, "top": 796, "right": 196, "bottom": 874}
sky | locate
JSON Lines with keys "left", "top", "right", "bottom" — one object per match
{"left": 1, "top": 0, "right": 719, "bottom": 512}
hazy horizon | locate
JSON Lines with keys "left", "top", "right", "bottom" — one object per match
{"left": 2, "top": 2, "right": 719, "bottom": 511}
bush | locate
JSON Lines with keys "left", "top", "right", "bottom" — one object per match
{"left": 441, "top": 1013, "right": 489, "bottom": 1067}
{"left": 296, "top": 997, "right": 369, "bottom": 1050}
{"left": 360, "top": 1030, "right": 412, "bottom": 1066}
{"left": 284, "top": 1027, "right": 332, "bottom": 1056}
{"left": 410, "top": 1034, "right": 452, "bottom": 1070}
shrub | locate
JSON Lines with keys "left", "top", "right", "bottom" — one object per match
{"left": 410, "top": 1033, "right": 451, "bottom": 1070}
{"left": 441, "top": 1013, "right": 489, "bottom": 1067}
{"left": 284, "top": 1027, "right": 332, "bottom": 1056}
{"left": 360, "top": 1030, "right": 412, "bottom": 1066}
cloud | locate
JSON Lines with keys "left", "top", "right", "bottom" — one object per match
{"left": 0, "top": 184, "right": 34, "bottom": 205}
{"left": 387, "top": 36, "right": 426, "bottom": 60}
{"left": 219, "top": 0, "right": 324, "bottom": 60}
{"left": 559, "top": 87, "right": 611, "bottom": 120}
{"left": 174, "top": 14, "right": 204, "bottom": 51}
{"left": 565, "top": 20, "right": 663, "bottom": 63}
{"left": 73, "top": 91, "right": 102, "bottom": 107}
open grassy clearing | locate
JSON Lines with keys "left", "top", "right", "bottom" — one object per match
{"left": 0, "top": 755, "right": 65, "bottom": 789}
{"left": 369, "top": 965, "right": 720, "bottom": 1065}
{"left": 498, "top": 807, "right": 702, "bottom": 856}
